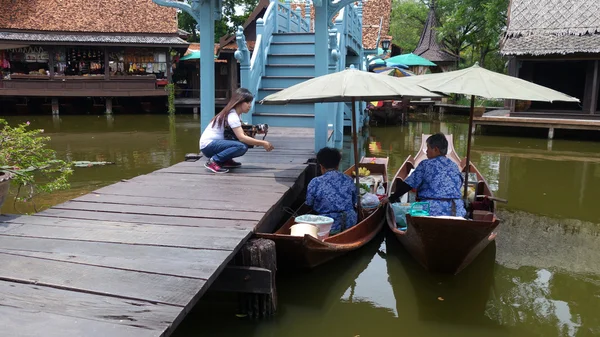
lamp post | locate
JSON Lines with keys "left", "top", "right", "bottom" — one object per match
{"left": 381, "top": 38, "right": 391, "bottom": 54}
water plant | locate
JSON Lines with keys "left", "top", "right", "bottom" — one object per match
{"left": 0, "top": 119, "right": 73, "bottom": 210}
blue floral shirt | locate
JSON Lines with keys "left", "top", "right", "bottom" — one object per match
{"left": 306, "top": 170, "right": 358, "bottom": 234}
{"left": 405, "top": 156, "right": 467, "bottom": 217}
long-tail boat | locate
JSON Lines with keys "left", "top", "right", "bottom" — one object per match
{"left": 256, "top": 157, "right": 388, "bottom": 269}
{"left": 386, "top": 134, "right": 500, "bottom": 274}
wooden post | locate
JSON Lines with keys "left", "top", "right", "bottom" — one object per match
{"left": 105, "top": 97, "right": 113, "bottom": 115}
{"left": 104, "top": 47, "right": 110, "bottom": 80}
{"left": 507, "top": 57, "right": 518, "bottom": 113}
{"left": 229, "top": 54, "right": 238, "bottom": 96}
{"left": 236, "top": 238, "right": 277, "bottom": 318}
{"left": 548, "top": 127, "right": 554, "bottom": 139}
{"left": 48, "top": 46, "right": 55, "bottom": 80}
{"left": 51, "top": 98, "right": 59, "bottom": 115}
{"left": 166, "top": 49, "right": 172, "bottom": 84}
{"left": 584, "top": 60, "right": 599, "bottom": 114}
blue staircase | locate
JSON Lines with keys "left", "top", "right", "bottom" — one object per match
{"left": 235, "top": 0, "right": 366, "bottom": 150}
{"left": 254, "top": 33, "right": 316, "bottom": 127}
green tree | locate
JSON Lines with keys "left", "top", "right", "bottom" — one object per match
{"left": 389, "top": 0, "right": 429, "bottom": 53}
{"left": 177, "top": 0, "right": 259, "bottom": 42}
{"left": 389, "top": 0, "right": 508, "bottom": 72}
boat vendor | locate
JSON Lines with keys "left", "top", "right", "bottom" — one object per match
{"left": 306, "top": 147, "right": 357, "bottom": 235}
{"left": 389, "top": 133, "right": 467, "bottom": 217}
{"left": 199, "top": 88, "right": 274, "bottom": 174}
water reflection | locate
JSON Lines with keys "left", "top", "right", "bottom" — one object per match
{"left": 1, "top": 115, "right": 200, "bottom": 214}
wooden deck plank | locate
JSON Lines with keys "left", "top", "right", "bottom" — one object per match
{"left": 92, "top": 184, "right": 287, "bottom": 203}
{"left": 0, "top": 305, "right": 155, "bottom": 337}
{"left": 153, "top": 166, "right": 307, "bottom": 180}
{"left": 0, "top": 253, "right": 205, "bottom": 306}
{"left": 0, "top": 236, "right": 230, "bottom": 279}
{"left": 0, "top": 281, "right": 182, "bottom": 334}
{"left": 51, "top": 201, "right": 265, "bottom": 222}
{"left": 0, "top": 127, "right": 314, "bottom": 337}
{"left": 35, "top": 209, "right": 257, "bottom": 229}
{"left": 125, "top": 174, "right": 297, "bottom": 190}
{"left": 0, "top": 221, "right": 251, "bottom": 251}
{"left": 73, "top": 194, "right": 272, "bottom": 213}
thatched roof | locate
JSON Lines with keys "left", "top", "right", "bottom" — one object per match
{"left": 413, "top": 6, "right": 458, "bottom": 63}
{"left": 501, "top": 0, "right": 600, "bottom": 56}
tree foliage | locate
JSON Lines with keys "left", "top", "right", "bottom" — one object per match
{"left": 177, "top": 0, "right": 259, "bottom": 42}
{"left": 389, "top": 0, "right": 509, "bottom": 72}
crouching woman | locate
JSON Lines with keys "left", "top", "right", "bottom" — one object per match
{"left": 199, "top": 88, "right": 274, "bottom": 173}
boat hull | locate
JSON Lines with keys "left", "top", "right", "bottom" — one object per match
{"left": 386, "top": 206, "right": 498, "bottom": 274}
{"left": 387, "top": 134, "right": 500, "bottom": 274}
{"left": 256, "top": 157, "right": 388, "bottom": 269}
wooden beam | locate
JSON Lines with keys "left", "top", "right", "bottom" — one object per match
{"left": 209, "top": 266, "right": 273, "bottom": 294}
{"left": 590, "top": 60, "right": 599, "bottom": 114}
{"left": 507, "top": 57, "right": 518, "bottom": 113}
{"left": 48, "top": 46, "right": 55, "bottom": 80}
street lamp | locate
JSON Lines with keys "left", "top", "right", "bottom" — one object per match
{"left": 381, "top": 38, "right": 391, "bottom": 54}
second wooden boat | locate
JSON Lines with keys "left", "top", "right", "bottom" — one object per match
{"left": 256, "top": 157, "right": 388, "bottom": 269}
{"left": 386, "top": 134, "right": 500, "bottom": 274}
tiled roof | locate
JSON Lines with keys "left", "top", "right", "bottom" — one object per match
{"left": 221, "top": 41, "right": 257, "bottom": 51}
{"left": 362, "top": 0, "right": 392, "bottom": 50}
{"left": 0, "top": 0, "right": 177, "bottom": 34}
{"left": 0, "top": 31, "right": 188, "bottom": 46}
{"left": 501, "top": 0, "right": 600, "bottom": 56}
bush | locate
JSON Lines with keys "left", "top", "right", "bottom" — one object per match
{"left": 0, "top": 119, "right": 73, "bottom": 204}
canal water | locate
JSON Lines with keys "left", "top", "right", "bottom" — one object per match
{"left": 1, "top": 114, "right": 599, "bottom": 336}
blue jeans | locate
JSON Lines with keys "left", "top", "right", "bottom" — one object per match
{"left": 201, "top": 140, "right": 248, "bottom": 163}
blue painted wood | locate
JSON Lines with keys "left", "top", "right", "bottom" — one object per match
{"left": 313, "top": 1, "right": 330, "bottom": 152}
{"left": 266, "top": 54, "right": 315, "bottom": 65}
{"left": 237, "top": 0, "right": 365, "bottom": 148}
{"left": 265, "top": 64, "right": 314, "bottom": 77}
{"left": 269, "top": 42, "right": 315, "bottom": 54}
{"left": 152, "top": 0, "right": 220, "bottom": 133}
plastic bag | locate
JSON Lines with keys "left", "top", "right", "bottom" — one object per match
{"left": 391, "top": 202, "right": 411, "bottom": 230}
{"left": 361, "top": 192, "right": 380, "bottom": 209}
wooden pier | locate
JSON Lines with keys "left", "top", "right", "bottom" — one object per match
{"left": 0, "top": 128, "right": 315, "bottom": 337}
{"left": 474, "top": 113, "right": 600, "bottom": 139}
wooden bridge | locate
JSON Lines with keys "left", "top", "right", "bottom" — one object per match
{"left": 0, "top": 128, "right": 314, "bottom": 337}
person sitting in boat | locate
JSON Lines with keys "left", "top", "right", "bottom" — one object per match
{"left": 199, "top": 88, "right": 274, "bottom": 173}
{"left": 389, "top": 133, "right": 467, "bottom": 217}
{"left": 306, "top": 147, "right": 357, "bottom": 235}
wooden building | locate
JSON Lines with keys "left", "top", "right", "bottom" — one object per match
{"left": 412, "top": 3, "right": 458, "bottom": 73}
{"left": 501, "top": 0, "right": 600, "bottom": 118}
{"left": 0, "top": 0, "right": 188, "bottom": 114}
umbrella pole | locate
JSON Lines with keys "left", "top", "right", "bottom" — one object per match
{"left": 352, "top": 98, "right": 362, "bottom": 218}
{"left": 464, "top": 95, "right": 475, "bottom": 203}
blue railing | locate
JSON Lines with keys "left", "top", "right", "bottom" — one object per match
{"left": 236, "top": 0, "right": 311, "bottom": 124}
{"left": 236, "top": 0, "right": 363, "bottom": 137}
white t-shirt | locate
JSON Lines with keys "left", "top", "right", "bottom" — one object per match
{"left": 199, "top": 109, "right": 242, "bottom": 149}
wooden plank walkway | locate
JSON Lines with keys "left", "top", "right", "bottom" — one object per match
{"left": 0, "top": 127, "right": 315, "bottom": 337}
{"left": 474, "top": 113, "right": 600, "bottom": 138}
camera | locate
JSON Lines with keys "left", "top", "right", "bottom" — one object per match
{"left": 255, "top": 123, "right": 269, "bottom": 134}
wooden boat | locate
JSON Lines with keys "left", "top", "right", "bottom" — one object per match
{"left": 256, "top": 157, "right": 388, "bottom": 269}
{"left": 386, "top": 134, "right": 500, "bottom": 274}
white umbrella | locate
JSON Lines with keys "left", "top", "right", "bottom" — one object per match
{"left": 261, "top": 67, "right": 440, "bottom": 213}
{"left": 400, "top": 62, "right": 579, "bottom": 199}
